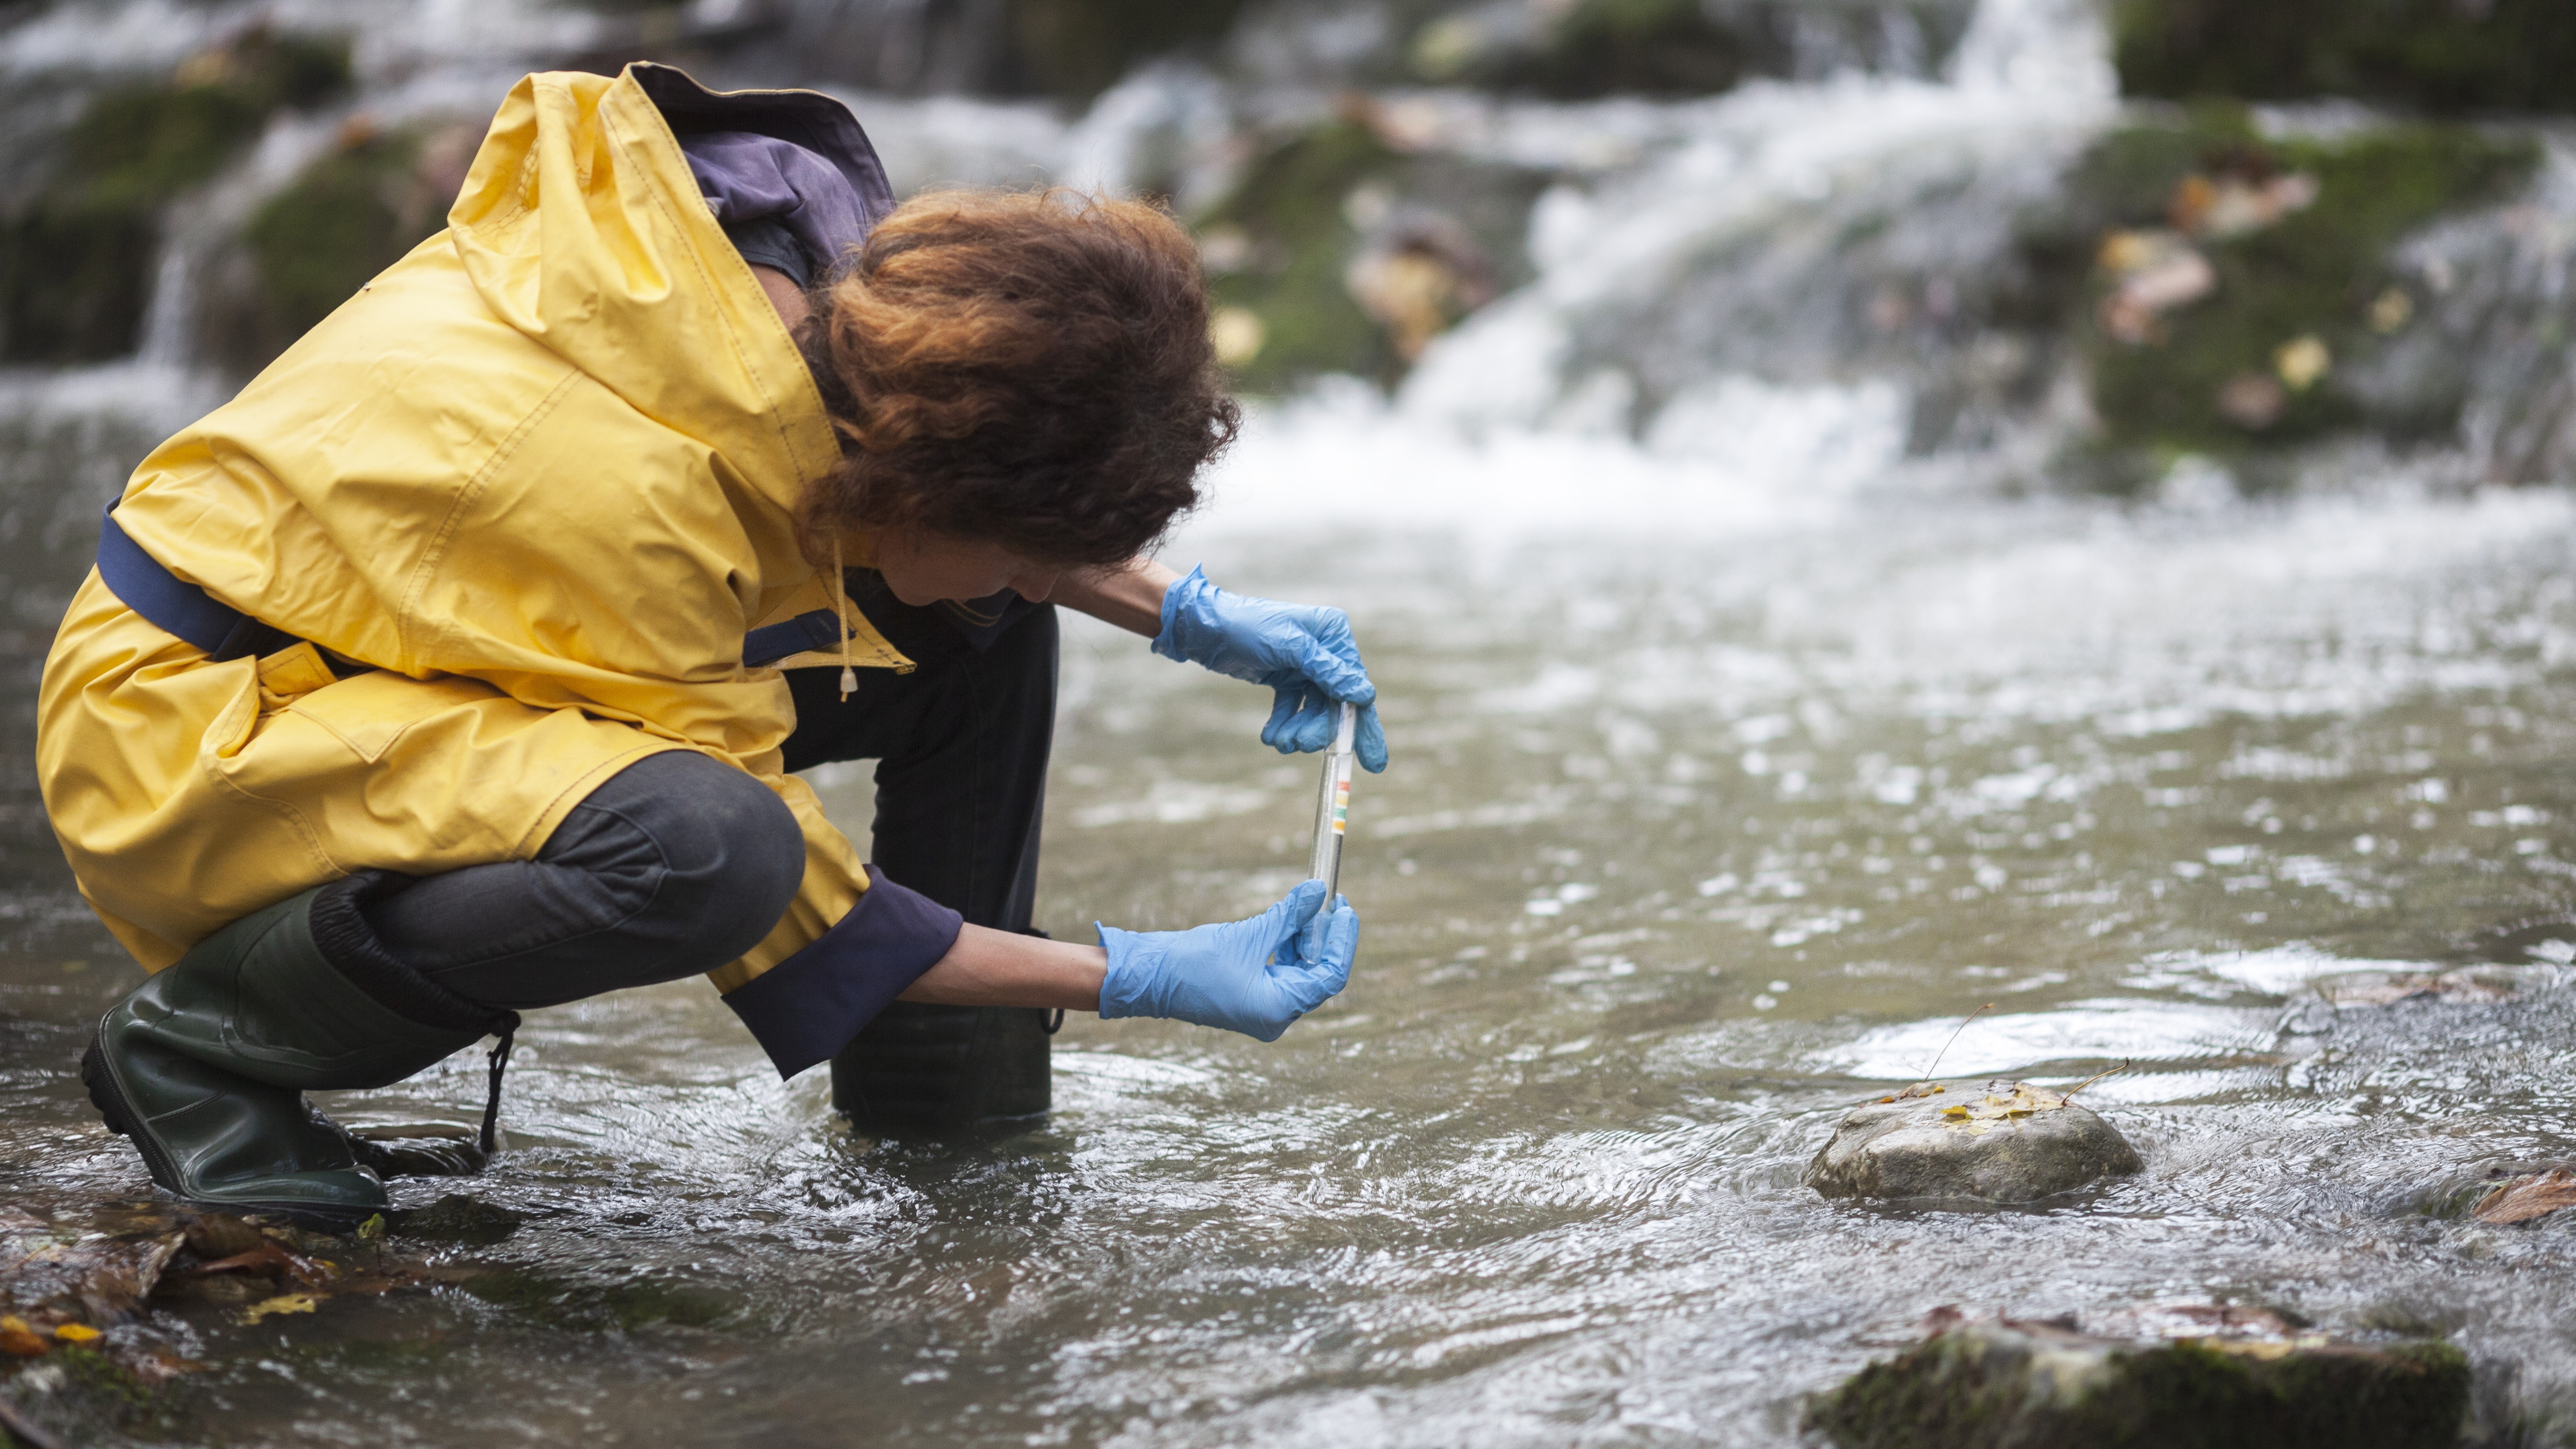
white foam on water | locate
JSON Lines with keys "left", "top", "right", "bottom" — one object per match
{"left": 1180, "top": 372, "right": 1917, "bottom": 550}
{"left": 1825, "top": 998, "right": 2275, "bottom": 1081}
{"left": 2130, "top": 946, "right": 2433, "bottom": 996}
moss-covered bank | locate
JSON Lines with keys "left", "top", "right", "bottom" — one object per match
{"left": 195, "top": 117, "right": 472, "bottom": 377}
{"left": 0, "top": 28, "right": 349, "bottom": 364}
{"left": 1808, "top": 1315, "right": 2471, "bottom": 1449}
{"left": 1194, "top": 114, "right": 1547, "bottom": 392}
{"left": 1005, "top": 0, "right": 1249, "bottom": 101}
{"left": 1199, "top": 122, "right": 1405, "bottom": 391}
{"left": 2014, "top": 106, "right": 2533, "bottom": 474}
{"left": 2115, "top": 0, "right": 2576, "bottom": 114}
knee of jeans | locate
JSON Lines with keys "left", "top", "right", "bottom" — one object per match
{"left": 603, "top": 755, "right": 806, "bottom": 960}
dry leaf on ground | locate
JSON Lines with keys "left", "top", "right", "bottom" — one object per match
{"left": 168, "top": 1239, "right": 329, "bottom": 1290}
{"left": 3, "top": 1229, "right": 183, "bottom": 1324}
{"left": 2472, "top": 1169, "right": 2576, "bottom": 1225}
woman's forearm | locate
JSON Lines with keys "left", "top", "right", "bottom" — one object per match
{"left": 1052, "top": 555, "right": 1180, "bottom": 637}
{"left": 896, "top": 922, "right": 1107, "bottom": 1009}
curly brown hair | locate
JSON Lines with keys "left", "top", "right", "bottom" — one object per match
{"left": 798, "top": 189, "right": 1239, "bottom": 566}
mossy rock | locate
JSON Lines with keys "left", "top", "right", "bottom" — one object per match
{"left": 235, "top": 126, "right": 444, "bottom": 367}
{"left": 2015, "top": 105, "right": 2535, "bottom": 472}
{"left": 391, "top": 1193, "right": 525, "bottom": 1248}
{"left": 1199, "top": 122, "right": 1397, "bottom": 390}
{"left": 0, "top": 27, "right": 349, "bottom": 364}
{"left": 2114, "top": 0, "right": 2576, "bottom": 114}
{"left": 1196, "top": 118, "right": 1545, "bottom": 391}
{"left": 196, "top": 118, "right": 473, "bottom": 378}
{"left": 1003, "top": 0, "right": 1249, "bottom": 101}
{"left": 1475, "top": 0, "right": 1756, "bottom": 98}
{"left": 1808, "top": 1313, "right": 2471, "bottom": 1449}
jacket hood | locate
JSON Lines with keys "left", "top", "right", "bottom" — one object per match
{"left": 445, "top": 64, "right": 863, "bottom": 519}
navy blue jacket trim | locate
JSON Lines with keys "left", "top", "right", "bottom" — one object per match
{"left": 743, "top": 609, "right": 845, "bottom": 668}
{"left": 101, "top": 499, "right": 829, "bottom": 672}
{"left": 722, "top": 865, "right": 964, "bottom": 1079}
{"left": 94, "top": 500, "right": 246, "bottom": 656}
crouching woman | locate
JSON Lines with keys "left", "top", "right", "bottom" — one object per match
{"left": 34, "top": 64, "right": 1382, "bottom": 1226}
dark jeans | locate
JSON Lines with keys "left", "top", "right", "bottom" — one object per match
{"left": 361, "top": 572, "right": 1057, "bottom": 1010}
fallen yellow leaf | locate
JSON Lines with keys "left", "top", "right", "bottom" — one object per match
{"left": 242, "top": 1293, "right": 321, "bottom": 1324}
{"left": 52, "top": 1323, "right": 101, "bottom": 1344}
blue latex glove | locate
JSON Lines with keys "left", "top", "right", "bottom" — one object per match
{"left": 1097, "top": 880, "right": 1358, "bottom": 1041}
{"left": 1153, "top": 566, "right": 1389, "bottom": 772}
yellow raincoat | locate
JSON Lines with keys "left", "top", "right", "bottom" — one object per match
{"left": 36, "top": 66, "right": 910, "bottom": 1012}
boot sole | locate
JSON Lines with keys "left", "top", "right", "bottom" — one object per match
{"left": 82, "top": 1028, "right": 374, "bottom": 1234}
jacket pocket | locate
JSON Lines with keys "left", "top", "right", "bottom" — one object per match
{"left": 284, "top": 669, "right": 490, "bottom": 764}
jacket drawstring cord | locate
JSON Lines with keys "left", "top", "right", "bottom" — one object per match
{"left": 832, "top": 534, "right": 856, "bottom": 700}
{"left": 478, "top": 1015, "right": 519, "bottom": 1157}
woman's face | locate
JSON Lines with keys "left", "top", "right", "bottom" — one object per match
{"left": 871, "top": 523, "right": 1063, "bottom": 607}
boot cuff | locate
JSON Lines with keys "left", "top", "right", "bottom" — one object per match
{"left": 310, "top": 872, "right": 514, "bottom": 1035}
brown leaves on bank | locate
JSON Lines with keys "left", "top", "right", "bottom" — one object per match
{"left": 0, "top": 1199, "right": 477, "bottom": 1390}
{"left": 2471, "top": 1169, "right": 2576, "bottom": 1226}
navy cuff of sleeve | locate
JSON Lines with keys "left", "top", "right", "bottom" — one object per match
{"left": 722, "top": 865, "right": 964, "bottom": 1079}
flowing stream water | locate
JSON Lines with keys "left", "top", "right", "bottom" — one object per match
{"left": 6, "top": 0, "right": 2576, "bottom": 1444}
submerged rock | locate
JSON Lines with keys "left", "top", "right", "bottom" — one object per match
{"left": 394, "top": 1194, "right": 525, "bottom": 1247}
{"left": 1806, "top": 1306, "right": 2470, "bottom": 1449}
{"left": 1807, "top": 1081, "right": 2140, "bottom": 1204}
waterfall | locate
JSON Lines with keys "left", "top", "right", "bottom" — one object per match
{"left": 0, "top": 0, "right": 2570, "bottom": 483}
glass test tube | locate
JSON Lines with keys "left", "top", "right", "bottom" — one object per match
{"left": 1306, "top": 701, "right": 1358, "bottom": 898}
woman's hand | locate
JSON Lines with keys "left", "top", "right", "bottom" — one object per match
{"left": 1097, "top": 881, "right": 1358, "bottom": 1041}
{"left": 1150, "top": 567, "right": 1389, "bottom": 772}
{"left": 892, "top": 883, "right": 1360, "bottom": 1043}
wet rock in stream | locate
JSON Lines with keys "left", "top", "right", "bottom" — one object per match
{"left": 393, "top": 1192, "right": 527, "bottom": 1246}
{"left": 1807, "top": 1081, "right": 2141, "bottom": 1205}
{"left": 1806, "top": 1306, "right": 2471, "bottom": 1449}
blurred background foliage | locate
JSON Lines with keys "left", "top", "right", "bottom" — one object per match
{"left": 2114, "top": 0, "right": 2576, "bottom": 114}
{"left": 0, "top": 27, "right": 348, "bottom": 363}
{"left": 1, "top": 0, "right": 2574, "bottom": 486}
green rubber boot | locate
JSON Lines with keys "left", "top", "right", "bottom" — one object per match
{"left": 82, "top": 876, "right": 511, "bottom": 1227}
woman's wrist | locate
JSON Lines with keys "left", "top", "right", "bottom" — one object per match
{"left": 895, "top": 922, "right": 1107, "bottom": 1010}
{"left": 1055, "top": 556, "right": 1182, "bottom": 637}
